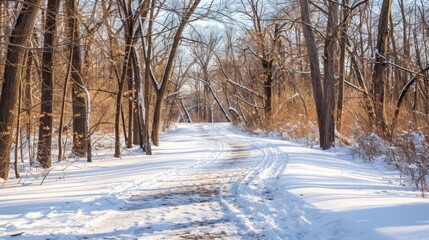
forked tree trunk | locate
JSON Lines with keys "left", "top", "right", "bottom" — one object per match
{"left": 300, "top": 0, "right": 337, "bottom": 149}
{"left": 38, "top": 0, "right": 60, "bottom": 168}
{"left": 151, "top": 0, "right": 201, "bottom": 146}
{"left": 0, "top": 0, "right": 43, "bottom": 180}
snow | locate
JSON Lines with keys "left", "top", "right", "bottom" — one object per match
{"left": 1, "top": 123, "right": 429, "bottom": 239}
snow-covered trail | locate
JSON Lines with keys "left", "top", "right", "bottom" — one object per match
{"left": 1, "top": 123, "right": 429, "bottom": 240}
{"left": 64, "top": 123, "right": 301, "bottom": 239}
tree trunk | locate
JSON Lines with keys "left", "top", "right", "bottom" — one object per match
{"left": 58, "top": 37, "right": 75, "bottom": 162}
{"left": 390, "top": 66, "right": 429, "bottom": 136}
{"left": 114, "top": 44, "right": 132, "bottom": 157}
{"left": 322, "top": 0, "right": 338, "bottom": 148}
{"left": 141, "top": 0, "right": 154, "bottom": 154}
{"left": 263, "top": 59, "right": 273, "bottom": 121}
{"left": 130, "top": 48, "right": 145, "bottom": 147}
{"left": 336, "top": 0, "right": 351, "bottom": 134}
{"left": 0, "top": 0, "right": 43, "bottom": 180}
{"left": 151, "top": 0, "right": 201, "bottom": 146}
{"left": 372, "top": 0, "right": 393, "bottom": 132}
{"left": 14, "top": 81, "right": 23, "bottom": 178}
{"left": 114, "top": 49, "right": 130, "bottom": 157}
{"left": 152, "top": 96, "right": 163, "bottom": 146}
{"left": 24, "top": 51, "right": 34, "bottom": 164}
{"left": 66, "top": 0, "right": 88, "bottom": 157}
{"left": 299, "top": 0, "right": 330, "bottom": 149}
{"left": 127, "top": 63, "right": 134, "bottom": 149}
{"left": 38, "top": 0, "right": 60, "bottom": 168}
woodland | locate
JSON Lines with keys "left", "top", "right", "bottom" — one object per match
{"left": 0, "top": 0, "right": 428, "bottom": 192}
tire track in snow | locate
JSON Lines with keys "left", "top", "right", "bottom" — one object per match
{"left": 75, "top": 124, "right": 312, "bottom": 239}
{"left": 217, "top": 137, "right": 318, "bottom": 240}
{"left": 219, "top": 141, "right": 292, "bottom": 239}
{"left": 54, "top": 124, "right": 228, "bottom": 239}
{"left": 78, "top": 124, "right": 236, "bottom": 239}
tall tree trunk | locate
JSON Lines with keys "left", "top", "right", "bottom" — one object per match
{"left": 127, "top": 63, "right": 134, "bottom": 148}
{"left": 0, "top": 0, "right": 43, "bottom": 180}
{"left": 322, "top": 0, "right": 338, "bottom": 147}
{"left": 14, "top": 81, "right": 23, "bottom": 178}
{"left": 130, "top": 48, "right": 145, "bottom": 148}
{"left": 58, "top": 48, "right": 73, "bottom": 162}
{"left": 138, "top": 0, "right": 153, "bottom": 154}
{"left": 299, "top": 0, "right": 330, "bottom": 149}
{"left": 263, "top": 59, "right": 273, "bottom": 121}
{"left": 152, "top": 96, "right": 163, "bottom": 146}
{"left": 24, "top": 51, "right": 34, "bottom": 164}
{"left": 38, "top": 0, "right": 60, "bottom": 168}
{"left": 336, "top": 0, "right": 351, "bottom": 134}
{"left": 114, "top": 40, "right": 132, "bottom": 157}
{"left": 203, "top": 84, "right": 209, "bottom": 122}
{"left": 133, "top": 112, "right": 140, "bottom": 145}
{"left": 66, "top": 0, "right": 88, "bottom": 157}
{"left": 372, "top": 0, "right": 393, "bottom": 132}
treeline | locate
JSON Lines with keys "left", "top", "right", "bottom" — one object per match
{"left": 0, "top": 0, "right": 212, "bottom": 180}
{"left": 0, "top": 0, "right": 428, "bottom": 185}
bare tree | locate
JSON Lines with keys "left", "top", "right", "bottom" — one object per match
{"left": 299, "top": 0, "right": 337, "bottom": 149}
{"left": 150, "top": 0, "right": 202, "bottom": 146}
{"left": 66, "top": 0, "right": 90, "bottom": 158}
{"left": 37, "top": 0, "right": 60, "bottom": 168}
{"left": 322, "top": 0, "right": 339, "bottom": 148}
{"left": 190, "top": 30, "right": 223, "bottom": 122}
{"left": 371, "top": 0, "right": 393, "bottom": 132}
{"left": 0, "top": 0, "right": 43, "bottom": 180}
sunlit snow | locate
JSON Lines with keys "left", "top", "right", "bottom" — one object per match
{"left": 1, "top": 123, "right": 428, "bottom": 239}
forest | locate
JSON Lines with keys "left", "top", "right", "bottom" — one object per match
{"left": 0, "top": 0, "right": 428, "bottom": 192}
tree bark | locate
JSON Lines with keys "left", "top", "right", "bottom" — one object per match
{"left": 66, "top": 0, "right": 89, "bottom": 157}
{"left": 58, "top": 48, "right": 72, "bottom": 162}
{"left": 130, "top": 48, "right": 146, "bottom": 148}
{"left": 114, "top": 45, "right": 132, "bottom": 157}
{"left": 372, "top": 0, "right": 393, "bottom": 132}
{"left": 24, "top": 51, "right": 34, "bottom": 164}
{"left": 322, "top": 0, "right": 338, "bottom": 148}
{"left": 299, "top": 0, "right": 330, "bottom": 149}
{"left": 38, "top": 0, "right": 60, "bottom": 168}
{"left": 0, "top": 0, "right": 43, "bottom": 180}
{"left": 336, "top": 0, "right": 351, "bottom": 134}
{"left": 14, "top": 81, "right": 23, "bottom": 178}
{"left": 127, "top": 61, "right": 134, "bottom": 149}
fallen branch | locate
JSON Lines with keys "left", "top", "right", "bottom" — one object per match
{"left": 335, "top": 130, "right": 352, "bottom": 146}
{"left": 10, "top": 232, "right": 25, "bottom": 237}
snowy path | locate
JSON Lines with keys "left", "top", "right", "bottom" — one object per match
{"left": 1, "top": 123, "right": 429, "bottom": 239}
{"left": 75, "top": 124, "right": 296, "bottom": 239}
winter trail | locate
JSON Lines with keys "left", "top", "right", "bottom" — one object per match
{"left": 2, "top": 123, "right": 429, "bottom": 240}
{"left": 84, "top": 123, "right": 292, "bottom": 239}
